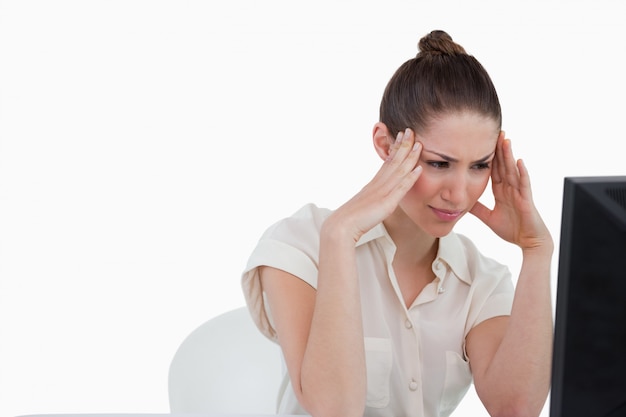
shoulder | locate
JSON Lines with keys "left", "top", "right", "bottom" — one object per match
{"left": 282, "top": 203, "right": 333, "bottom": 225}
{"left": 262, "top": 203, "right": 333, "bottom": 242}
{"left": 245, "top": 203, "right": 332, "bottom": 276}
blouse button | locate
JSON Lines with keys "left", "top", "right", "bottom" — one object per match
{"left": 409, "top": 379, "right": 418, "bottom": 391}
{"left": 405, "top": 319, "right": 413, "bottom": 329}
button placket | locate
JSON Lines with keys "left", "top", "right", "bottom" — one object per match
{"left": 433, "top": 260, "right": 446, "bottom": 295}
{"left": 405, "top": 310, "right": 421, "bottom": 396}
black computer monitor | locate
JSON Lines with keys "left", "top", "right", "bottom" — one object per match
{"left": 550, "top": 176, "right": 626, "bottom": 417}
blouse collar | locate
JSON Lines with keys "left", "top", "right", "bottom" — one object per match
{"left": 356, "top": 223, "right": 473, "bottom": 286}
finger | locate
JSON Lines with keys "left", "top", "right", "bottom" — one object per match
{"left": 367, "top": 129, "right": 421, "bottom": 202}
{"left": 469, "top": 200, "right": 491, "bottom": 224}
{"left": 388, "top": 128, "right": 416, "bottom": 163}
{"left": 491, "top": 131, "right": 505, "bottom": 184}
{"left": 501, "top": 138, "right": 520, "bottom": 186}
{"left": 381, "top": 128, "right": 421, "bottom": 178}
{"left": 384, "top": 159, "right": 423, "bottom": 202}
{"left": 385, "top": 130, "right": 405, "bottom": 162}
{"left": 395, "top": 130, "right": 423, "bottom": 180}
{"left": 517, "top": 158, "right": 533, "bottom": 199}
{"left": 371, "top": 130, "right": 405, "bottom": 184}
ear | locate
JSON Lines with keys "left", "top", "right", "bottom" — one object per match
{"left": 372, "top": 122, "right": 394, "bottom": 161}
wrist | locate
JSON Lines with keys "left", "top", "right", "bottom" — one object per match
{"left": 521, "top": 240, "right": 554, "bottom": 261}
{"left": 321, "top": 213, "right": 362, "bottom": 246}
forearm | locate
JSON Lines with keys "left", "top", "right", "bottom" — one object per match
{"left": 481, "top": 245, "right": 554, "bottom": 416}
{"left": 298, "top": 218, "right": 367, "bottom": 417}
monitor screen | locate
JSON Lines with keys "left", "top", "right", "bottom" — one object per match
{"left": 550, "top": 176, "right": 626, "bottom": 417}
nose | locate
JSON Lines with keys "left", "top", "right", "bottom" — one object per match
{"left": 440, "top": 172, "right": 468, "bottom": 205}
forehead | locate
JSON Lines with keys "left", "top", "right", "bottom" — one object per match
{"left": 419, "top": 112, "right": 499, "bottom": 155}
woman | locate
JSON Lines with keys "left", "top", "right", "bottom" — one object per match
{"left": 242, "top": 30, "right": 553, "bottom": 417}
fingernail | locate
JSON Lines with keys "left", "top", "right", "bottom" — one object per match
{"left": 412, "top": 142, "right": 421, "bottom": 151}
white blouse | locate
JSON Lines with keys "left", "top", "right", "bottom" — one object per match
{"left": 242, "top": 203, "right": 514, "bottom": 417}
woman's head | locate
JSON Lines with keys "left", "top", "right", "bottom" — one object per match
{"left": 379, "top": 30, "right": 502, "bottom": 137}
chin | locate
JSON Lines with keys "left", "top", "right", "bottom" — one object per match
{"left": 425, "top": 220, "right": 460, "bottom": 238}
{"left": 422, "top": 226, "right": 453, "bottom": 239}
{"left": 432, "top": 230, "right": 454, "bottom": 239}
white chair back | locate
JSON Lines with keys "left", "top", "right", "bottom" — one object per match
{"left": 168, "top": 306, "right": 284, "bottom": 414}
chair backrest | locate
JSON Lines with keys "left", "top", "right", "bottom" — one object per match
{"left": 168, "top": 306, "right": 284, "bottom": 414}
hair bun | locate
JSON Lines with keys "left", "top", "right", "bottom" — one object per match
{"left": 418, "top": 30, "right": 466, "bottom": 56}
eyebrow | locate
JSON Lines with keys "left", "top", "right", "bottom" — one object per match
{"left": 423, "top": 148, "right": 495, "bottom": 164}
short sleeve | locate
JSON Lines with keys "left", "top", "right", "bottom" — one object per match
{"left": 472, "top": 272, "right": 514, "bottom": 326}
{"left": 462, "top": 263, "right": 513, "bottom": 361}
{"left": 451, "top": 234, "right": 515, "bottom": 335}
{"left": 241, "top": 203, "right": 331, "bottom": 341}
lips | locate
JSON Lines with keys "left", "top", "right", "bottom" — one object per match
{"left": 430, "top": 207, "right": 463, "bottom": 221}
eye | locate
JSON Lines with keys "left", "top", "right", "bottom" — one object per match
{"left": 472, "top": 162, "right": 491, "bottom": 170}
{"left": 428, "top": 161, "right": 449, "bottom": 169}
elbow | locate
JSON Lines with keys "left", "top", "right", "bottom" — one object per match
{"left": 489, "top": 407, "right": 536, "bottom": 417}
{"left": 486, "top": 395, "right": 546, "bottom": 417}
{"left": 479, "top": 376, "right": 550, "bottom": 417}
{"left": 306, "top": 403, "right": 366, "bottom": 417}
{"left": 295, "top": 382, "right": 366, "bottom": 417}
{"left": 299, "top": 397, "right": 365, "bottom": 417}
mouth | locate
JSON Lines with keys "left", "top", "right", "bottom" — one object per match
{"left": 430, "top": 206, "right": 464, "bottom": 222}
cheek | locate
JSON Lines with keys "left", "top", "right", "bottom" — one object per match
{"left": 408, "top": 174, "right": 436, "bottom": 196}
{"left": 469, "top": 174, "right": 491, "bottom": 199}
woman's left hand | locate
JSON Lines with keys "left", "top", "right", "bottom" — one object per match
{"left": 470, "top": 131, "right": 553, "bottom": 252}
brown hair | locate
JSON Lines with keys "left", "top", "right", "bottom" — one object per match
{"left": 379, "top": 30, "right": 502, "bottom": 138}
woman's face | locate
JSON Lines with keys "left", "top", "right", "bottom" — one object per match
{"left": 399, "top": 111, "right": 500, "bottom": 238}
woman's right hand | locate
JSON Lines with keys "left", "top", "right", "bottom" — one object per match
{"left": 326, "top": 128, "right": 424, "bottom": 243}
{"left": 260, "top": 128, "right": 423, "bottom": 417}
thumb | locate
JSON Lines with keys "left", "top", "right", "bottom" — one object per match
{"left": 469, "top": 200, "right": 491, "bottom": 224}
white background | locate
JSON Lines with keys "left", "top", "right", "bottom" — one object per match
{"left": 1, "top": 1, "right": 625, "bottom": 416}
